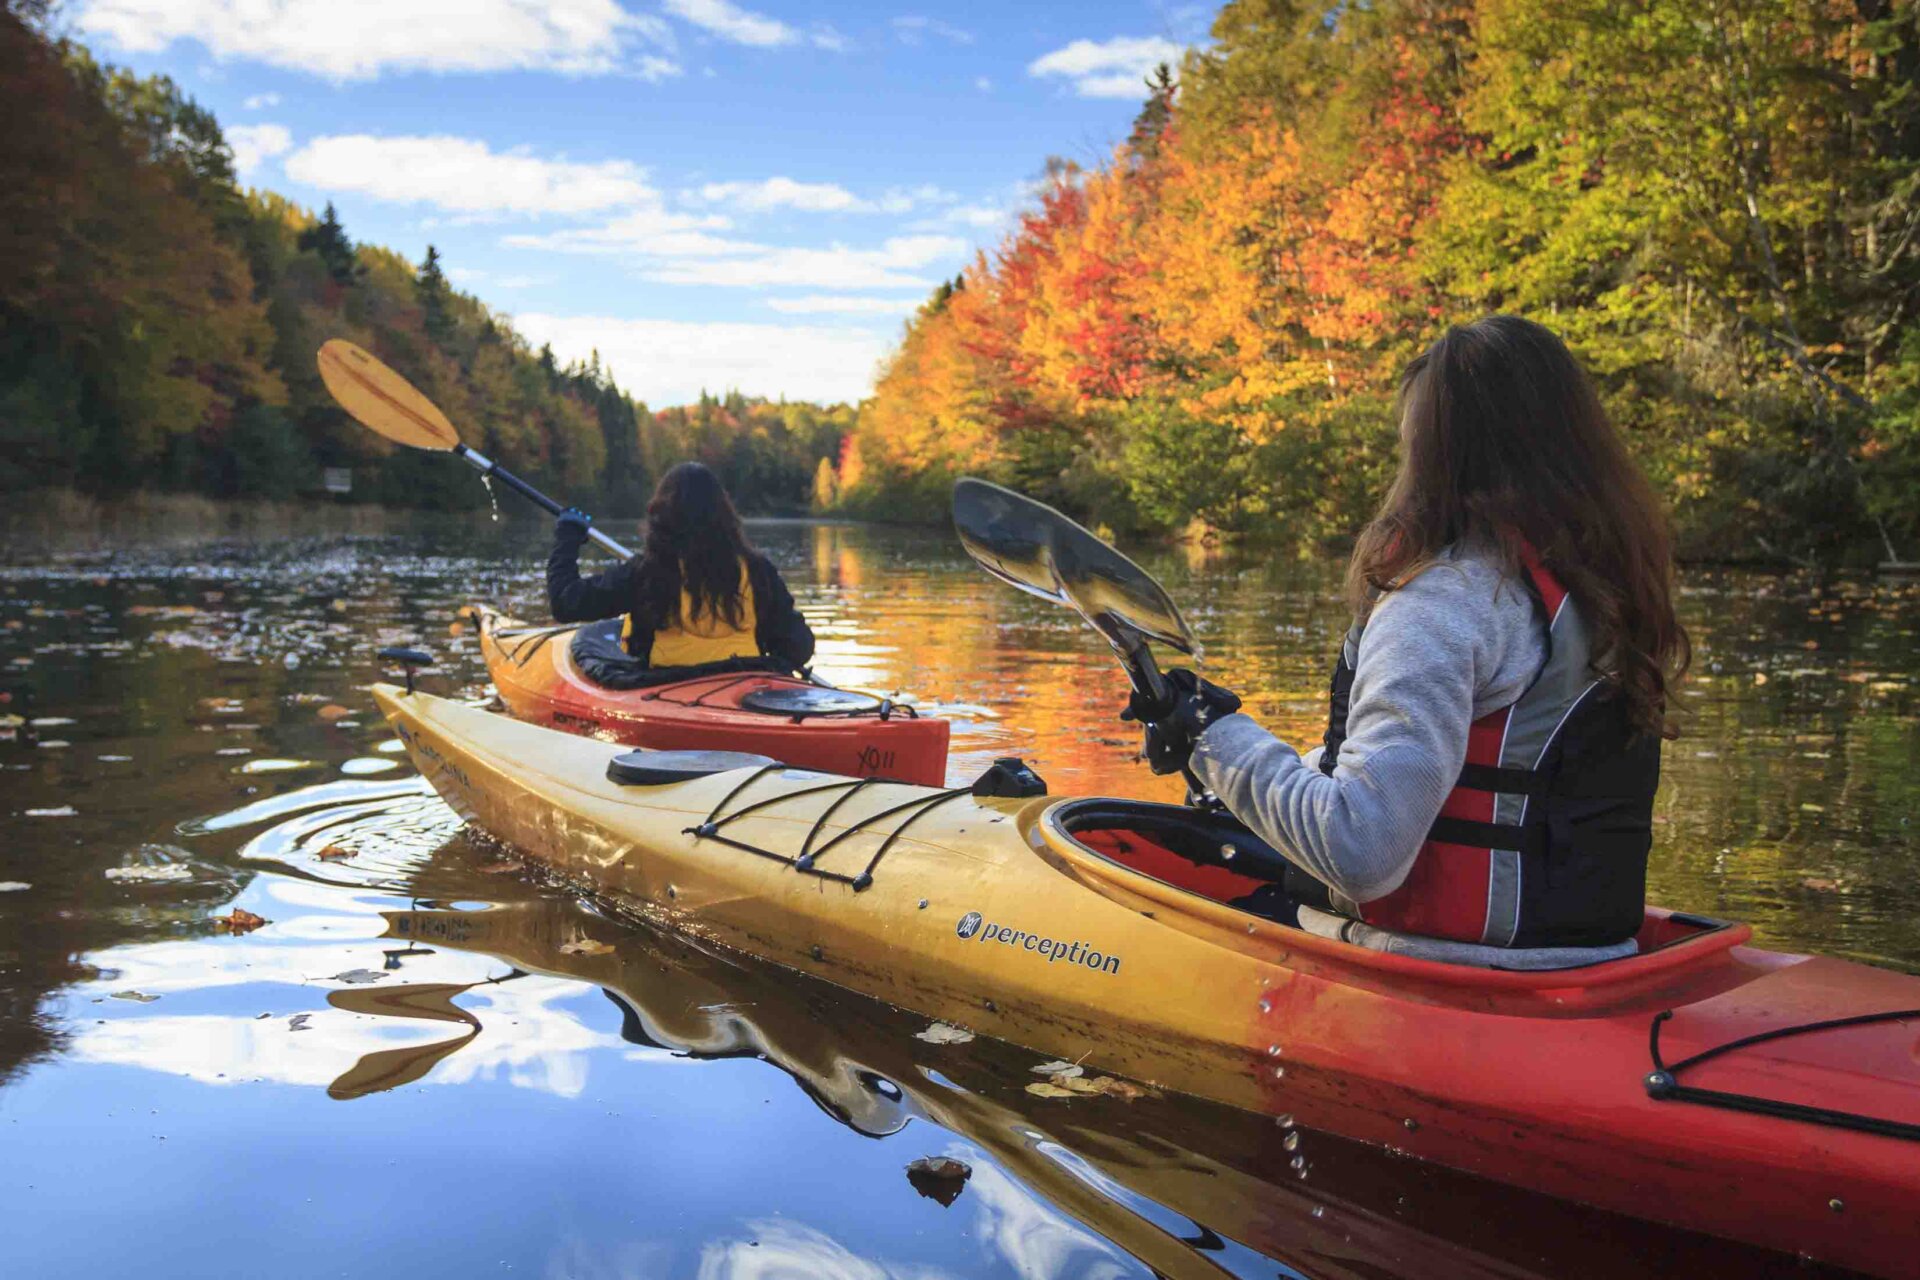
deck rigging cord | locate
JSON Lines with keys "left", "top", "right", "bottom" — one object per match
{"left": 683, "top": 766, "right": 971, "bottom": 891}
{"left": 1645, "top": 1006, "right": 1920, "bottom": 1142}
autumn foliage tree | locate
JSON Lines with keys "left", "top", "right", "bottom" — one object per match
{"left": 844, "top": 0, "right": 1920, "bottom": 562}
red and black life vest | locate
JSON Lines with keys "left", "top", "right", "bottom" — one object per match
{"left": 1318, "top": 554, "right": 1658, "bottom": 948}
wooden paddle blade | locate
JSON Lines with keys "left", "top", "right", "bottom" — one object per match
{"left": 317, "top": 339, "right": 460, "bottom": 450}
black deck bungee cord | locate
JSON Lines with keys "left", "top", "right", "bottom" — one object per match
{"left": 682, "top": 766, "right": 970, "bottom": 891}
{"left": 1645, "top": 1007, "right": 1920, "bottom": 1142}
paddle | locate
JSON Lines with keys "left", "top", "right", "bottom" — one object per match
{"left": 952, "top": 477, "right": 1217, "bottom": 802}
{"left": 316, "top": 338, "right": 635, "bottom": 559}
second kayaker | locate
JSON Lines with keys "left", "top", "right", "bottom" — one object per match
{"left": 1129, "top": 316, "right": 1691, "bottom": 966}
{"left": 547, "top": 461, "right": 816, "bottom": 674}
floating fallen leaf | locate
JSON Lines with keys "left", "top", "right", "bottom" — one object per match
{"left": 559, "top": 938, "right": 615, "bottom": 956}
{"left": 1801, "top": 877, "right": 1840, "bottom": 892}
{"left": 1025, "top": 1081, "right": 1079, "bottom": 1099}
{"left": 1031, "top": 1060, "right": 1085, "bottom": 1078}
{"left": 329, "top": 969, "right": 387, "bottom": 985}
{"left": 317, "top": 704, "right": 352, "bottom": 721}
{"left": 1752, "top": 672, "right": 1769, "bottom": 686}
{"left": 239, "top": 758, "right": 317, "bottom": 774}
{"left": 212, "top": 907, "right": 269, "bottom": 934}
{"left": 1083, "top": 1076, "right": 1153, "bottom": 1101}
{"left": 906, "top": 1157, "right": 972, "bottom": 1207}
{"left": 288, "top": 1013, "right": 312, "bottom": 1031}
{"left": 914, "top": 1022, "right": 974, "bottom": 1045}
{"left": 315, "top": 845, "right": 356, "bottom": 861}
{"left": 106, "top": 863, "right": 193, "bottom": 883}
{"left": 1800, "top": 803, "right": 1826, "bottom": 813}
{"left": 1026, "top": 1074, "right": 1153, "bottom": 1101}
{"left": 111, "top": 990, "right": 159, "bottom": 1003}
{"left": 447, "top": 620, "right": 465, "bottom": 637}
{"left": 1052, "top": 1074, "right": 1109, "bottom": 1094}
{"left": 26, "top": 806, "right": 77, "bottom": 818}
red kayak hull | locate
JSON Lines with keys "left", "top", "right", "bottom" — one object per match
{"left": 476, "top": 607, "right": 952, "bottom": 785}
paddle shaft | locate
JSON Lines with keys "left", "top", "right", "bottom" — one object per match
{"left": 450, "top": 444, "right": 634, "bottom": 559}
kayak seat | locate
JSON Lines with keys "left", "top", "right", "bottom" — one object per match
{"left": 608, "top": 748, "right": 780, "bottom": 786}
{"left": 1055, "top": 799, "right": 1311, "bottom": 922}
{"left": 571, "top": 619, "right": 799, "bottom": 691}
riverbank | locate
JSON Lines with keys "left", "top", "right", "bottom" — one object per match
{"left": 0, "top": 488, "right": 487, "bottom": 557}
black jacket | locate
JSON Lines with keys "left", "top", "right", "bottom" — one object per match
{"left": 546, "top": 526, "right": 816, "bottom": 671}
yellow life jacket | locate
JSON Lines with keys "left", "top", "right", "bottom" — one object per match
{"left": 626, "top": 559, "right": 759, "bottom": 667}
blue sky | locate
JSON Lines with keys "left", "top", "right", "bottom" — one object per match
{"left": 64, "top": 0, "right": 1211, "bottom": 406}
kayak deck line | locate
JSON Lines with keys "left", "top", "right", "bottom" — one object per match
{"left": 678, "top": 763, "right": 975, "bottom": 890}
{"left": 374, "top": 682, "right": 1920, "bottom": 1276}
{"left": 1646, "top": 1006, "right": 1920, "bottom": 1144}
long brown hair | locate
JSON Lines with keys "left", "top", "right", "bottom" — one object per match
{"left": 1346, "top": 316, "right": 1688, "bottom": 736}
{"left": 633, "top": 462, "right": 752, "bottom": 630}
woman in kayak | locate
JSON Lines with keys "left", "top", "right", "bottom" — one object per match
{"left": 1132, "top": 316, "right": 1689, "bottom": 965}
{"left": 547, "top": 461, "right": 815, "bottom": 673}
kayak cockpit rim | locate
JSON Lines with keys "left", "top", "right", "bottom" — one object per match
{"left": 1028, "top": 797, "right": 1760, "bottom": 1008}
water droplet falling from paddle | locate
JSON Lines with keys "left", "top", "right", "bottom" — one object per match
{"left": 479, "top": 473, "right": 500, "bottom": 522}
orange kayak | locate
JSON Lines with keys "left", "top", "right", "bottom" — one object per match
{"left": 475, "top": 606, "right": 951, "bottom": 785}
{"left": 376, "top": 682, "right": 1920, "bottom": 1277}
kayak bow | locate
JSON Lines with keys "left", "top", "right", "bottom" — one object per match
{"left": 376, "top": 682, "right": 1920, "bottom": 1276}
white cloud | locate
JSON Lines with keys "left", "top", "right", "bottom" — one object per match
{"left": 512, "top": 312, "right": 896, "bottom": 404}
{"left": 765, "top": 295, "right": 919, "bottom": 315}
{"left": 1028, "top": 35, "right": 1184, "bottom": 99}
{"left": 643, "top": 235, "right": 967, "bottom": 289}
{"left": 242, "top": 91, "right": 279, "bottom": 109}
{"left": 892, "top": 15, "right": 973, "bottom": 45}
{"left": 689, "top": 177, "right": 950, "bottom": 215}
{"left": 940, "top": 203, "right": 1007, "bottom": 229}
{"left": 283, "top": 135, "right": 667, "bottom": 216}
{"left": 637, "top": 55, "right": 684, "bottom": 81}
{"left": 810, "top": 24, "right": 851, "bottom": 52}
{"left": 696, "top": 176, "right": 864, "bottom": 213}
{"left": 227, "top": 122, "right": 292, "bottom": 176}
{"left": 663, "top": 0, "right": 794, "bottom": 47}
{"left": 74, "top": 0, "right": 670, "bottom": 82}
{"left": 974, "top": 75, "right": 992, "bottom": 92}
{"left": 504, "top": 207, "right": 743, "bottom": 257}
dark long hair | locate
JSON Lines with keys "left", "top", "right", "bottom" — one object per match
{"left": 1346, "top": 316, "right": 1689, "bottom": 736}
{"left": 634, "top": 462, "right": 752, "bottom": 630}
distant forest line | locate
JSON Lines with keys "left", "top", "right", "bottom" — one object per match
{"left": 0, "top": 7, "right": 849, "bottom": 520}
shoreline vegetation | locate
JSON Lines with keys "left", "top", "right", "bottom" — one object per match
{"left": 4, "top": 4, "right": 1918, "bottom": 565}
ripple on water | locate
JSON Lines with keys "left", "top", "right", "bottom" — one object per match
{"left": 180, "top": 776, "right": 463, "bottom": 890}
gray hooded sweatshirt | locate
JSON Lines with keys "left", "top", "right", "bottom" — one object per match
{"left": 1190, "top": 545, "right": 1639, "bottom": 968}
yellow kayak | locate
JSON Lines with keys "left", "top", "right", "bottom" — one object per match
{"left": 377, "top": 680, "right": 1920, "bottom": 1274}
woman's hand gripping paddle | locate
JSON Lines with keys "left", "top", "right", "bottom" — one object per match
{"left": 950, "top": 477, "right": 1223, "bottom": 806}
{"left": 316, "top": 339, "right": 635, "bottom": 559}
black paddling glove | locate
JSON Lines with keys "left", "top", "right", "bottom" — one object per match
{"left": 555, "top": 507, "right": 593, "bottom": 541}
{"left": 1120, "top": 668, "right": 1242, "bottom": 776}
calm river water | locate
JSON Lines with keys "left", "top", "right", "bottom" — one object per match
{"left": 2, "top": 517, "right": 1915, "bottom": 1279}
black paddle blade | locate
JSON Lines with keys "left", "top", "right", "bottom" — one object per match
{"left": 951, "top": 477, "right": 1197, "bottom": 656}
